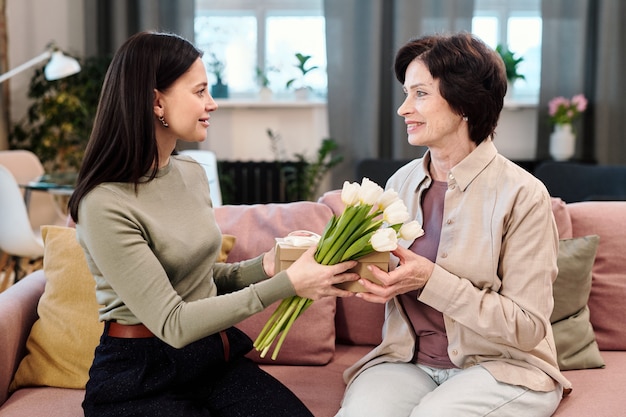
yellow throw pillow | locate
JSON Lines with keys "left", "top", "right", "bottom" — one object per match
{"left": 219, "top": 234, "right": 236, "bottom": 262}
{"left": 10, "top": 226, "right": 103, "bottom": 391}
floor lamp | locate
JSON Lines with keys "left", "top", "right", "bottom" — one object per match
{"left": 0, "top": 45, "right": 80, "bottom": 150}
{"left": 0, "top": 46, "right": 81, "bottom": 84}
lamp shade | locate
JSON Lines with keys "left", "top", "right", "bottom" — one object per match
{"left": 44, "top": 51, "right": 81, "bottom": 81}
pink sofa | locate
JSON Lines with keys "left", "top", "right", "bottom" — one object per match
{"left": 1, "top": 191, "right": 625, "bottom": 417}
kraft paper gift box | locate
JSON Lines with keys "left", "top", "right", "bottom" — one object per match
{"left": 274, "top": 238, "right": 390, "bottom": 292}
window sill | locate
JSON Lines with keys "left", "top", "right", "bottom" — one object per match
{"left": 504, "top": 97, "right": 538, "bottom": 110}
{"left": 214, "top": 97, "right": 327, "bottom": 109}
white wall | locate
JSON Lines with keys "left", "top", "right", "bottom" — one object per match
{"left": 202, "top": 99, "right": 328, "bottom": 161}
{"left": 496, "top": 105, "right": 538, "bottom": 160}
{"left": 5, "top": 0, "right": 85, "bottom": 125}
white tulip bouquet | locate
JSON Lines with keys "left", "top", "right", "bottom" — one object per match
{"left": 253, "top": 177, "right": 424, "bottom": 360}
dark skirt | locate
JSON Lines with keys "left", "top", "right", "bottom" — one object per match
{"left": 82, "top": 323, "right": 313, "bottom": 417}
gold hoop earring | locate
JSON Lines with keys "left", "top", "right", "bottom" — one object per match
{"left": 159, "top": 115, "right": 169, "bottom": 128}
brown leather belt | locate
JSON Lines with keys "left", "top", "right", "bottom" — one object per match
{"left": 107, "top": 322, "right": 155, "bottom": 338}
{"left": 220, "top": 330, "right": 230, "bottom": 361}
{"left": 107, "top": 322, "right": 231, "bottom": 361}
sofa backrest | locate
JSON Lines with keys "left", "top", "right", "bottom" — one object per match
{"left": 214, "top": 201, "right": 333, "bottom": 261}
{"left": 536, "top": 162, "right": 626, "bottom": 203}
{"left": 216, "top": 194, "right": 626, "bottom": 352}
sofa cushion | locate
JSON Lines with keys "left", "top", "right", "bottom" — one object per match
{"left": 214, "top": 201, "right": 333, "bottom": 262}
{"left": 568, "top": 201, "right": 626, "bottom": 350}
{"left": 10, "top": 226, "right": 102, "bottom": 391}
{"left": 551, "top": 236, "right": 604, "bottom": 370}
{"left": 218, "top": 234, "right": 236, "bottom": 262}
{"left": 335, "top": 297, "right": 384, "bottom": 346}
{"left": 551, "top": 197, "right": 573, "bottom": 239}
{"left": 215, "top": 201, "right": 337, "bottom": 365}
{"left": 238, "top": 297, "right": 337, "bottom": 365}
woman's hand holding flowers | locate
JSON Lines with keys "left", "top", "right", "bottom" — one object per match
{"left": 285, "top": 246, "right": 358, "bottom": 301}
{"left": 356, "top": 246, "right": 434, "bottom": 303}
{"left": 254, "top": 177, "right": 424, "bottom": 360}
{"left": 262, "top": 247, "right": 276, "bottom": 277}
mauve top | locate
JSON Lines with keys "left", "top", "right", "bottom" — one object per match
{"left": 399, "top": 179, "right": 456, "bottom": 369}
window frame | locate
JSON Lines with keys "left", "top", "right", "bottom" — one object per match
{"left": 195, "top": 0, "right": 324, "bottom": 96}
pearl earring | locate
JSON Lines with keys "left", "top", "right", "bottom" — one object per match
{"left": 159, "top": 115, "right": 169, "bottom": 127}
{"left": 462, "top": 115, "right": 468, "bottom": 122}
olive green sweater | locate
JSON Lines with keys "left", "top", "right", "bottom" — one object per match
{"left": 76, "top": 155, "right": 294, "bottom": 348}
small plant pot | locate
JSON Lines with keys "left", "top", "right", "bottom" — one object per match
{"left": 294, "top": 87, "right": 309, "bottom": 100}
{"left": 211, "top": 82, "right": 229, "bottom": 99}
{"left": 259, "top": 87, "right": 273, "bottom": 100}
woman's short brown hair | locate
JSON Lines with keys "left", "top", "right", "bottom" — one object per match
{"left": 394, "top": 32, "right": 507, "bottom": 145}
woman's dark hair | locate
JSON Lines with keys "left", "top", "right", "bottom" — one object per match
{"left": 394, "top": 32, "right": 506, "bottom": 145}
{"left": 68, "top": 31, "right": 203, "bottom": 222}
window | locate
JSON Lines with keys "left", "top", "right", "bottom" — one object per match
{"left": 194, "top": 0, "right": 326, "bottom": 98}
{"left": 195, "top": 0, "right": 540, "bottom": 101}
{"left": 472, "top": 0, "right": 542, "bottom": 102}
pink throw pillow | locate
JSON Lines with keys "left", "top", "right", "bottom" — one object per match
{"left": 214, "top": 201, "right": 337, "bottom": 365}
{"left": 335, "top": 297, "right": 384, "bottom": 346}
{"left": 551, "top": 197, "right": 573, "bottom": 239}
{"left": 568, "top": 201, "right": 626, "bottom": 350}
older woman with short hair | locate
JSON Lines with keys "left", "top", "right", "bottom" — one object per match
{"left": 336, "top": 32, "right": 570, "bottom": 417}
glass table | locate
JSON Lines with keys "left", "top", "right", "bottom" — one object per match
{"left": 21, "top": 172, "right": 77, "bottom": 212}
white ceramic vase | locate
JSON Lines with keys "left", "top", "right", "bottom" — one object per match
{"left": 549, "top": 123, "right": 575, "bottom": 161}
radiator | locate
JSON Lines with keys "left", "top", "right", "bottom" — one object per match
{"left": 217, "top": 161, "right": 307, "bottom": 205}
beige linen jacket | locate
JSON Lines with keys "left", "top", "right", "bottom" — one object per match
{"left": 344, "top": 140, "right": 572, "bottom": 393}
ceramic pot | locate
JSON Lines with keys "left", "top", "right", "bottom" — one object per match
{"left": 549, "top": 123, "right": 575, "bottom": 161}
{"left": 294, "top": 87, "right": 309, "bottom": 100}
{"left": 211, "top": 81, "right": 229, "bottom": 99}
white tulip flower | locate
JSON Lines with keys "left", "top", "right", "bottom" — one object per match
{"left": 399, "top": 220, "right": 424, "bottom": 240}
{"left": 376, "top": 189, "right": 399, "bottom": 210}
{"left": 359, "top": 177, "right": 384, "bottom": 206}
{"left": 341, "top": 181, "right": 360, "bottom": 206}
{"left": 371, "top": 228, "right": 399, "bottom": 251}
{"left": 383, "top": 200, "right": 410, "bottom": 225}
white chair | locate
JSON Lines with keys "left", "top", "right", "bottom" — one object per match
{"left": 179, "top": 150, "right": 223, "bottom": 207}
{"left": 0, "top": 150, "right": 67, "bottom": 229}
{"left": 0, "top": 164, "right": 45, "bottom": 259}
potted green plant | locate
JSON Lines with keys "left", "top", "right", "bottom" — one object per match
{"left": 267, "top": 128, "right": 343, "bottom": 201}
{"left": 285, "top": 53, "right": 319, "bottom": 99}
{"left": 495, "top": 44, "right": 525, "bottom": 83}
{"left": 208, "top": 53, "right": 228, "bottom": 98}
{"left": 256, "top": 66, "right": 279, "bottom": 100}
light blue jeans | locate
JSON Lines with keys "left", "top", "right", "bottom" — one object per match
{"left": 335, "top": 362, "right": 562, "bottom": 417}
